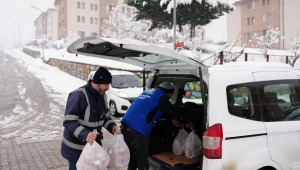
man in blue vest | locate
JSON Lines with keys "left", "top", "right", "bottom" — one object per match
{"left": 121, "top": 81, "right": 193, "bottom": 170}
{"left": 61, "top": 67, "right": 121, "bottom": 170}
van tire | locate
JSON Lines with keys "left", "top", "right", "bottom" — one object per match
{"left": 258, "top": 166, "right": 276, "bottom": 170}
{"left": 109, "top": 101, "right": 119, "bottom": 117}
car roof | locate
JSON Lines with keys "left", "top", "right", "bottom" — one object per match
{"left": 209, "top": 62, "right": 294, "bottom": 74}
{"left": 67, "top": 36, "right": 208, "bottom": 74}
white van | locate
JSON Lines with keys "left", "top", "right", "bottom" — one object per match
{"left": 88, "top": 70, "right": 143, "bottom": 117}
{"left": 68, "top": 37, "right": 300, "bottom": 170}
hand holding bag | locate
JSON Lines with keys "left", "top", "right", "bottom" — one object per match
{"left": 76, "top": 134, "right": 110, "bottom": 170}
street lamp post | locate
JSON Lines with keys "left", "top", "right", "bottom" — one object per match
{"left": 31, "top": 6, "right": 44, "bottom": 59}
{"left": 13, "top": 20, "right": 21, "bottom": 52}
{"left": 173, "top": 0, "right": 176, "bottom": 50}
{"left": 10, "top": 28, "right": 15, "bottom": 48}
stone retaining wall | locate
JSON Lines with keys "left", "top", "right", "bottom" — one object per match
{"left": 23, "top": 47, "right": 41, "bottom": 58}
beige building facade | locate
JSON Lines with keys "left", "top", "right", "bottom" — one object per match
{"left": 54, "top": 0, "right": 136, "bottom": 39}
{"left": 33, "top": 8, "right": 58, "bottom": 41}
{"left": 227, "top": 0, "right": 300, "bottom": 50}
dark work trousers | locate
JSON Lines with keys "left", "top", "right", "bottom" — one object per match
{"left": 68, "top": 160, "right": 77, "bottom": 170}
{"left": 122, "top": 127, "right": 149, "bottom": 170}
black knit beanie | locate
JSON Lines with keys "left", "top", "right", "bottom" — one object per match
{"left": 92, "top": 67, "right": 112, "bottom": 84}
{"left": 158, "top": 81, "right": 174, "bottom": 94}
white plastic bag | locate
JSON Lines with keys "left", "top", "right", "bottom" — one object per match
{"left": 107, "top": 134, "right": 130, "bottom": 169}
{"left": 184, "top": 130, "right": 202, "bottom": 158}
{"left": 76, "top": 141, "right": 110, "bottom": 170}
{"left": 172, "top": 127, "right": 189, "bottom": 155}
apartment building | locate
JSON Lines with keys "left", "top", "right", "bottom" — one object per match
{"left": 33, "top": 8, "right": 58, "bottom": 41}
{"left": 54, "top": 0, "right": 136, "bottom": 39}
{"left": 227, "top": 0, "right": 300, "bottom": 50}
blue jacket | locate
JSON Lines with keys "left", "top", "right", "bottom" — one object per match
{"left": 61, "top": 81, "right": 116, "bottom": 163}
{"left": 121, "top": 87, "right": 187, "bottom": 137}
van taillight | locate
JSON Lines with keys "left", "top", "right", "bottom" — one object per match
{"left": 203, "top": 123, "right": 223, "bottom": 159}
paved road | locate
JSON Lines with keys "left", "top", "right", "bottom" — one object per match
{"left": 0, "top": 50, "right": 120, "bottom": 170}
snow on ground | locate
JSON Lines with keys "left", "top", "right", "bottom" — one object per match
{"left": 5, "top": 49, "right": 86, "bottom": 104}
{"left": 1, "top": 49, "right": 87, "bottom": 143}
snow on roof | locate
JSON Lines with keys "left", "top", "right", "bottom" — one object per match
{"left": 209, "top": 62, "right": 294, "bottom": 74}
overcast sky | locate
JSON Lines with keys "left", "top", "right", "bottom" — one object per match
{"left": 0, "top": 0, "right": 237, "bottom": 49}
{"left": 0, "top": 0, "right": 55, "bottom": 49}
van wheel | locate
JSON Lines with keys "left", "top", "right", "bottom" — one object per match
{"left": 258, "top": 166, "right": 276, "bottom": 170}
{"left": 109, "top": 101, "right": 119, "bottom": 117}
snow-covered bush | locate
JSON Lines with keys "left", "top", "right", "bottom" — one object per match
{"left": 54, "top": 40, "right": 64, "bottom": 50}
{"left": 253, "top": 26, "right": 280, "bottom": 55}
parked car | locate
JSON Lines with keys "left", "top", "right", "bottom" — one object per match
{"left": 88, "top": 70, "right": 143, "bottom": 117}
{"left": 68, "top": 37, "right": 300, "bottom": 170}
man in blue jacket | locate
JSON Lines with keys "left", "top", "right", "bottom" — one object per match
{"left": 61, "top": 67, "right": 121, "bottom": 170}
{"left": 121, "top": 81, "right": 193, "bottom": 170}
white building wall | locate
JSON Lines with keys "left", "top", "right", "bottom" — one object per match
{"left": 281, "top": 0, "right": 300, "bottom": 50}
{"left": 227, "top": 2, "right": 242, "bottom": 47}
{"left": 46, "top": 9, "right": 58, "bottom": 41}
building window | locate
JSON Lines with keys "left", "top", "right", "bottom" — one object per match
{"left": 90, "top": 4, "right": 93, "bottom": 10}
{"left": 62, "top": 7, "right": 64, "bottom": 14}
{"left": 77, "top": 16, "right": 80, "bottom": 22}
{"left": 267, "top": 13, "right": 272, "bottom": 21}
{"left": 82, "top": 3, "right": 85, "bottom": 9}
{"left": 263, "top": 14, "right": 266, "bottom": 22}
{"left": 267, "top": 0, "right": 271, "bottom": 4}
{"left": 95, "top": 4, "right": 98, "bottom": 11}
{"left": 90, "top": 32, "right": 97, "bottom": 36}
{"left": 107, "top": 5, "right": 113, "bottom": 11}
{"left": 262, "top": 0, "right": 266, "bottom": 5}
{"left": 78, "top": 31, "right": 85, "bottom": 38}
{"left": 101, "top": 18, "right": 111, "bottom": 25}
{"left": 263, "top": 30, "right": 268, "bottom": 36}
{"left": 127, "top": 8, "right": 131, "bottom": 17}
{"left": 252, "top": 1, "right": 255, "bottom": 9}
{"left": 252, "top": 17, "right": 255, "bottom": 24}
{"left": 82, "top": 16, "right": 85, "bottom": 23}
{"left": 247, "top": 18, "right": 251, "bottom": 25}
{"left": 94, "top": 18, "right": 98, "bottom": 24}
{"left": 59, "top": 23, "right": 61, "bottom": 29}
{"left": 90, "top": 17, "right": 93, "bottom": 24}
{"left": 62, "top": 20, "right": 65, "bottom": 26}
{"left": 122, "top": 7, "right": 125, "bottom": 13}
{"left": 77, "top": 2, "right": 80, "bottom": 8}
{"left": 247, "top": 2, "right": 251, "bottom": 9}
{"left": 247, "top": 33, "right": 251, "bottom": 41}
